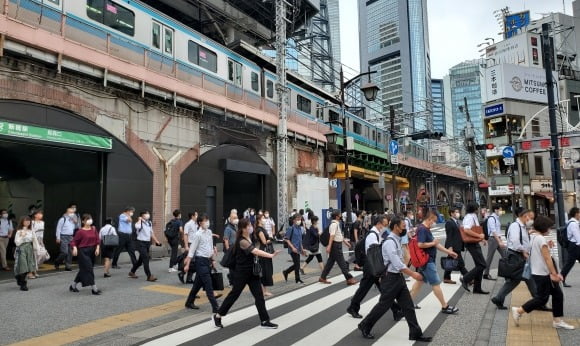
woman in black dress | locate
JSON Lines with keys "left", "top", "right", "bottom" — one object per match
{"left": 255, "top": 214, "right": 274, "bottom": 296}
{"left": 70, "top": 214, "right": 101, "bottom": 295}
{"left": 214, "top": 218, "right": 281, "bottom": 329}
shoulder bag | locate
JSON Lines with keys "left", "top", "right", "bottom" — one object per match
{"left": 103, "top": 225, "right": 119, "bottom": 247}
{"left": 253, "top": 256, "right": 262, "bottom": 277}
{"left": 459, "top": 215, "right": 483, "bottom": 243}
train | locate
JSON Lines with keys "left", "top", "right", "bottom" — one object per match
{"left": 5, "top": 0, "right": 389, "bottom": 152}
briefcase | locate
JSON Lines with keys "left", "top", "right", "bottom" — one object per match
{"left": 211, "top": 270, "right": 224, "bottom": 291}
{"left": 498, "top": 252, "right": 525, "bottom": 280}
{"left": 440, "top": 257, "right": 459, "bottom": 271}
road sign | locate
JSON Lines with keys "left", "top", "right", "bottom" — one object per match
{"left": 502, "top": 146, "right": 515, "bottom": 158}
{"left": 329, "top": 179, "right": 338, "bottom": 188}
{"left": 389, "top": 140, "right": 399, "bottom": 155}
{"left": 391, "top": 154, "right": 399, "bottom": 165}
{"left": 504, "top": 157, "right": 515, "bottom": 165}
{"left": 508, "top": 184, "right": 515, "bottom": 193}
{"left": 466, "top": 165, "right": 472, "bottom": 178}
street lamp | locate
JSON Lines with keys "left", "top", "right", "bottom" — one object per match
{"left": 338, "top": 67, "right": 379, "bottom": 231}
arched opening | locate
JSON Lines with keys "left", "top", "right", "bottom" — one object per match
{"left": 180, "top": 144, "right": 277, "bottom": 235}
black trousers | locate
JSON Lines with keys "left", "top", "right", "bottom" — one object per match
{"left": 443, "top": 252, "right": 468, "bottom": 280}
{"left": 112, "top": 233, "right": 137, "bottom": 267}
{"left": 217, "top": 269, "right": 269, "bottom": 323}
{"left": 321, "top": 242, "right": 353, "bottom": 280}
{"left": 522, "top": 274, "right": 564, "bottom": 317}
{"left": 561, "top": 243, "right": 580, "bottom": 280}
{"left": 186, "top": 257, "right": 219, "bottom": 312}
{"left": 359, "top": 273, "right": 423, "bottom": 338}
{"left": 305, "top": 253, "right": 323, "bottom": 263}
{"left": 186, "top": 242, "right": 194, "bottom": 281}
{"left": 349, "top": 267, "right": 402, "bottom": 318}
{"left": 168, "top": 237, "right": 179, "bottom": 268}
{"left": 131, "top": 241, "right": 151, "bottom": 277}
{"left": 283, "top": 252, "right": 301, "bottom": 282}
{"left": 462, "top": 243, "right": 486, "bottom": 291}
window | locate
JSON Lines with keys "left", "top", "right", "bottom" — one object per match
{"left": 87, "top": 1, "right": 135, "bottom": 36}
{"left": 187, "top": 41, "right": 218, "bottom": 73}
{"left": 316, "top": 103, "right": 323, "bottom": 120}
{"left": 266, "top": 80, "right": 274, "bottom": 98}
{"left": 372, "top": 130, "right": 376, "bottom": 141}
{"left": 46, "top": 0, "right": 60, "bottom": 4}
{"left": 377, "top": 132, "right": 381, "bottom": 143}
{"left": 251, "top": 72, "right": 259, "bottom": 92}
{"left": 164, "top": 27, "right": 174, "bottom": 55}
{"left": 534, "top": 156, "right": 544, "bottom": 175}
{"left": 228, "top": 59, "right": 243, "bottom": 87}
{"left": 531, "top": 119, "right": 541, "bottom": 137}
{"left": 297, "top": 95, "right": 312, "bottom": 114}
{"left": 152, "top": 22, "right": 161, "bottom": 49}
{"left": 353, "top": 122, "right": 362, "bottom": 135}
{"left": 329, "top": 110, "right": 340, "bottom": 123}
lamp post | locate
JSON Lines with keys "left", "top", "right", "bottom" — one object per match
{"left": 338, "top": 67, "right": 379, "bottom": 232}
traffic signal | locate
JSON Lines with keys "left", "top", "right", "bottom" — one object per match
{"left": 410, "top": 131, "right": 444, "bottom": 140}
{"left": 475, "top": 143, "right": 495, "bottom": 150}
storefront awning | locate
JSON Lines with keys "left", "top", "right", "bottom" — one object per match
{"left": 534, "top": 191, "right": 554, "bottom": 200}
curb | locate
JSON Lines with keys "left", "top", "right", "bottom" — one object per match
{"left": 474, "top": 270, "right": 503, "bottom": 345}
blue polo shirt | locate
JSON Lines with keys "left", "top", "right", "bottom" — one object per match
{"left": 285, "top": 224, "right": 303, "bottom": 254}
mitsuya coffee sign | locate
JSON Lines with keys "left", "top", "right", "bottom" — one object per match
{"left": 483, "top": 64, "right": 557, "bottom": 104}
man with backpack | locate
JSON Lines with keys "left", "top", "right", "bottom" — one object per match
{"left": 318, "top": 210, "right": 358, "bottom": 286}
{"left": 409, "top": 211, "right": 459, "bottom": 314}
{"left": 348, "top": 215, "right": 402, "bottom": 320}
{"left": 484, "top": 205, "right": 505, "bottom": 280}
{"left": 357, "top": 216, "right": 432, "bottom": 342}
{"left": 112, "top": 207, "right": 137, "bottom": 269}
{"left": 561, "top": 207, "right": 580, "bottom": 287}
{"left": 165, "top": 209, "right": 184, "bottom": 273}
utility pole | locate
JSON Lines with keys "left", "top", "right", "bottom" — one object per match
{"left": 340, "top": 67, "right": 353, "bottom": 231}
{"left": 542, "top": 23, "right": 566, "bottom": 265}
{"left": 507, "top": 118, "right": 517, "bottom": 220}
{"left": 390, "top": 105, "right": 398, "bottom": 213}
{"left": 462, "top": 97, "right": 480, "bottom": 204}
{"left": 276, "top": 0, "right": 289, "bottom": 235}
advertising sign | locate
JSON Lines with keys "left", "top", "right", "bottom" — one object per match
{"left": 483, "top": 64, "right": 558, "bottom": 104}
{"left": 484, "top": 104, "right": 504, "bottom": 117}
{"left": 504, "top": 11, "right": 530, "bottom": 39}
{"left": 486, "top": 32, "right": 542, "bottom": 67}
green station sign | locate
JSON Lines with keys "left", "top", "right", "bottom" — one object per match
{"left": 0, "top": 119, "right": 112, "bottom": 150}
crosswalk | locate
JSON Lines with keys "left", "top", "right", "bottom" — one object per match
{"left": 143, "top": 272, "right": 462, "bottom": 346}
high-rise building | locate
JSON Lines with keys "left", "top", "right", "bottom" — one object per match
{"left": 358, "top": 0, "right": 431, "bottom": 132}
{"left": 431, "top": 79, "right": 445, "bottom": 134}
{"left": 445, "top": 60, "right": 483, "bottom": 143}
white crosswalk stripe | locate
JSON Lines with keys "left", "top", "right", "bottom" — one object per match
{"left": 144, "top": 271, "right": 462, "bottom": 346}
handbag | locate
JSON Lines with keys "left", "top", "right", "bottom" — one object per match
{"left": 102, "top": 226, "right": 119, "bottom": 247}
{"left": 498, "top": 251, "right": 525, "bottom": 279}
{"left": 264, "top": 242, "right": 275, "bottom": 254}
{"left": 440, "top": 257, "right": 459, "bottom": 271}
{"left": 253, "top": 256, "right": 262, "bottom": 277}
{"left": 459, "top": 225, "right": 484, "bottom": 243}
{"left": 220, "top": 248, "right": 235, "bottom": 269}
{"left": 211, "top": 269, "right": 225, "bottom": 291}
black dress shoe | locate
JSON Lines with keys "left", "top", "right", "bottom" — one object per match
{"left": 186, "top": 279, "right": 194, "bottom": 284}
{"left": 460, "top": 277, "right": 471, "bottom": 292}
{"left": 69, "top": 285, "right": 79, "bottom": 293}
{"left": 178, "top": 272, "right": 185, "bottom": 284}
{"left": 347, "top": 307, "right": 363, "bottom": 319}
{"left": 283, "top": 271, "right": 289, "bottom": 282}
{"left": 20, "top": 285, "right": 29, "bottom": 291}
{"left": 483, "top": 274, "right": 497, "bottom": 281}
{"left": 185, "top": 303, "right": 200, "bottom": 310}
{"left": 410, "top": 335, "right": 433, "bottom": 342}
{"left": 473, "top": 290, "right": 490, "bottom": 294}
{"left": 65, "top": 267, "right": 73, "bottom": 271}
{"left": 91, "top": 289, "right": 102, "bottom": 295}
{"left": 491, "top": 297, "right": 507, "bottom": 310}
{"left": 112, "top": 265, "right": 121, "bottom": 269}
{"left": 414, "top": 304, "right": 421, "bottom": 309}
{"left": 358, "top": 324, "right": 374, "bottom": 339}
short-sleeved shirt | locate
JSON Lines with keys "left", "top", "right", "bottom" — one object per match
{"left": 285, "top": 224, "right": 303, "bottom": 254}
{"left": 31, "top": 220, "right": 45, "bottom": 239}
{"left": 184, "top": 219, "right": 198, "bottom": 244}
{"left": 188, "top": 228, "right": 214, "bottom": 258}
{"left": 224, "top": 223, "right": 236, "bottom": 249}
{"left": 235, "top": 237, "right": 256, "bottom": 270}
{"left": 529, "top": 235, "right": 550, "bottom": 276}
{"left": 507, "top": 220, "right": 529, "bottom": 252}
{"left": 118, "top": 214, "right": 133, "bottom": 234}
{"left": 135, "top": 220, "right": 153, "bottom": 241}
{"left": 383, "top": 233, "right": 406, "bottom": 273}
{"left": 99, "top": 225, "right": 117, "bottom": 241}
{"left": 0, "top": 218, "right": 14, "bottom": 237}
{"left": 417, "top": 224, "right": 436, "bottom": 262}
{"left": 329, "top": 220, "right": 344, "bottom": 242}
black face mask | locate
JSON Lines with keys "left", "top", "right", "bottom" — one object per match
{"left": 400, "top": 228, "right": 407, "bottom": 237}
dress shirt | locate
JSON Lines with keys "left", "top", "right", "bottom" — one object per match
{"left": 188, "top": 228, "right": 214, "bottom": 258}
{"left": 118, "top": 214, "right": 133, "bottom": 234}
{"left": 365, "top": 227, "right": 381, "bottom": 252}
{"left": 567, "top": 217, "right": 580, "bottom": 245}
{"left": 507, "top": 219, "right": 529, "bottom": 252}
{"left": 184, "top": 219, "right": 198, "bottom": 244}
{"left": 383, "top": 233, "right": 407, "bottom": 273}
{"left": 56, "top": 215, "right": 76, "bottom": 239}
{"left": 0, "top": 218, "right": 13, "bottom": 237}
{"left": 135, "top": 220, "right": 153, "bottom": 241}
{"left": 329, "top": 220, "right": 344, "bottom": 242}
{"left": 488, "top": 213, "right": 501, "bottom": 237}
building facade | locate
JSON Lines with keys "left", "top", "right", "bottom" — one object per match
{"left": 431, "top": 79, "right": 445, "bottom": 134}
{"left": 358, "top": 0, "right": 431, "bottom": 132}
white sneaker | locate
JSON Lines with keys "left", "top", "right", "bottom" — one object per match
{"left": 511, "top": 307, "right": 521, "bottom": 326}
{"left": 168, "top": 268, "right": 177, "bottom": 273}
{"left": 553, "top": 320, "right": 575, "bottom": 330}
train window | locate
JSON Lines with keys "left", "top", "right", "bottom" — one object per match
{"left": 187, "top": 41, "right": 218, "bottom": 73}
{"left": 316, "top": 103, "right": 323, "bottom": 119}
{"left": 266, "top": 80, "right": 274, "bottom": 98}
{"left": 329, "top": 110, "right": 340, "bottom": 123}
{"left": 46, "top": 0, "right": 60, "bottom": 4}
{"left": 297, "top": 95, "right": 311, "bottom": 114}
{"left": 377, "top": 132, "right": 382, "bottom": 142}
{"left": 372, "top": 130, "right": 376, "bottom": 141}
{"left": 164, "top": 27, "right": 174, "bottom": 55}
{"left": 152, "top": 22, "right": 161, "bottom": 49}
{"left": 353, "top": 122, "right": 362, "bottom": 135}
{"left": 87, "top": 1, "right": 135, "bottom": 36}
{"left": 251, "top": 72, "right": 259, "bottom": 92}
{"left": 228, "top": 59, "right": 243, "bottom": 87}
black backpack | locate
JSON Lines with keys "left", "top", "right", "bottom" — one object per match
{"left": 354, "top": 231, "right": 378, "bottom": 266}
{"left": 482, "top": 217, "right": 490, "bottom": 240}
{"left": 320, "top": 224, "right": 330, "bottom": 247}
{"left": 164, "top": 219, "right": 180, "bottom": 239}
{"left": 558, "top": 221, "right": 574, "bottom": 249}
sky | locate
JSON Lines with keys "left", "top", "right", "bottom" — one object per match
{"left": 339, "top": 0, "right": 574, "bottom": 79}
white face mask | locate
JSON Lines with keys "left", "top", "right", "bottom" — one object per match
{"left": 128, "top": 212, "right": 134, "bottom": 217}
{"left": 1, "top": 214, "right": 7, "bottom": 219}
{"left": 232, "top": 219, "right": 239, "bottom": 225}
{"left": 143, "top": 214, "right": 150, "bottom": 220}
{"left": 86, "top": 219, "right": 93, "bottom": 226}
{"left": 526, "top": 220, "right": 534, "bottom": 227}
{"left": 264, "top": 214, "right": 269, "bottom": 219}
{"left": 250, "top": 212, "right": 255, "bottom": 216}
{"left": 296, "top": 220, "right": 302, "bottom": 226}
{"left": 68, "top": 213, "right": 75, "bottom": 217}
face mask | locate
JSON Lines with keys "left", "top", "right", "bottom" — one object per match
{"left": 526, "top": 220, "right": 534, "bottom": 227}
{"left": 71, "top": 207, "right": 77, "bottom": 212}
{"left": 232, "top": 219, "right": 239, "bottom": 225}
{"left": 400, "top": 228, "right": 407, "bottom": 237}
{"left": 264, "top": 214, "right": 269, "bottom": 218}
{"left": 86, "top": 219, "right": 93, "bottom": 226}
{"left": 129, "top": 212, "right": 134, "bottom": 217}
{"left": 143, "top": 214, "right": 150, "bottom": 220}
{"left": 410, "top": 216, "right": 414, "bottom": 220}
{"left": 296, "top": 220, "right": 302, "bottom": 226}
{"left": 1, "top": 214, "right": 7, "bottom": 219}
{"left": 68, "top": 213, "right": 75, "bottom": 217}
{"left": 250, "top": 212, "right": 255, "bottom": 216}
